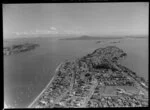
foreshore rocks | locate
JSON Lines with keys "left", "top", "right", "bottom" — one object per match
{"left": 29, "top": 46, "right": 148, "bottom": 108}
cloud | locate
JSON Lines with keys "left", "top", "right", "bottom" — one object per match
{"left": 15, "top": 32, "right": 28, "bottom": 35}
{"left": 15, "top": 32, "right": 20, "bottom": 35}
{"left": 13, "top": 28, "right": 85, "bottom": 36}
{"left": 63, "top": 30, "right": 84, "bottom": 35}
{"left": 47, "top": 30, "right": 58, "bottom": 34}
{"left": 50, "top": 27, "right": 57, "bottom": 31}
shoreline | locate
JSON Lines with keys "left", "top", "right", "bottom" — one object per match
{"left": 28, "top": 63, "right": 63, "bottom": 108}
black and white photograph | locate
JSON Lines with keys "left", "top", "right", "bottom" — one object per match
{"left": 3, "top": 2, "right": 148, "bottom": 108}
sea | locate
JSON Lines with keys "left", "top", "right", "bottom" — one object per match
{"left": 4, "top": 36, "right": 148, "bottom": 108}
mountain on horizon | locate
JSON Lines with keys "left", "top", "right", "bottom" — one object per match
{"left": 60, "top": 35, "right": 124, "bottom": 40}
{"left": 60, "top": 35, "right": 148, "bottom": 40}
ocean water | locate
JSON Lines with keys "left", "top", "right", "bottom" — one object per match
{"left": 4, "top": 37, "right": 148, "bottom": 108}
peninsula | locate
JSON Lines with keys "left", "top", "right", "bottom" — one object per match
{"left": 28, "top": 46, "right": 148, "bottom": 108}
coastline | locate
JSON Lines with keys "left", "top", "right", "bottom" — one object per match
{"left": 28, "top": 63, "right": 63, "bottom": 108}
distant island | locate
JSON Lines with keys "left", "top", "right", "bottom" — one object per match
{"left": 125, "top": 36, "right": 148, "bottom": 39}
{"left": 96, "top": 41, "right": 102, "bottom": 44}
{"left": 110, "top": 41, "right": 120, "bottom": 44}
{"left": 60, "top": 35, "right": 124, "bottom": 40}
{"left": 60, "top": 35, "right": 148, "bottom": 40}
{"left": 3, "top": 43, "right": 40, "bottom": 56}
{"left": 96, "top": 40, "right": 121, "bottom": 44}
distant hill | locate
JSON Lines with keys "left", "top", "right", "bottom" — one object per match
{"left": 125, "top": 36, "right": 148, "bottom": 39}
{"left": 60, "top": 35, "right": 123, "bottom": 40}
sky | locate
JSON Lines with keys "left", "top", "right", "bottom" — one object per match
{"left": 3, "top": 3, "right": 149, "bottom": 39}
